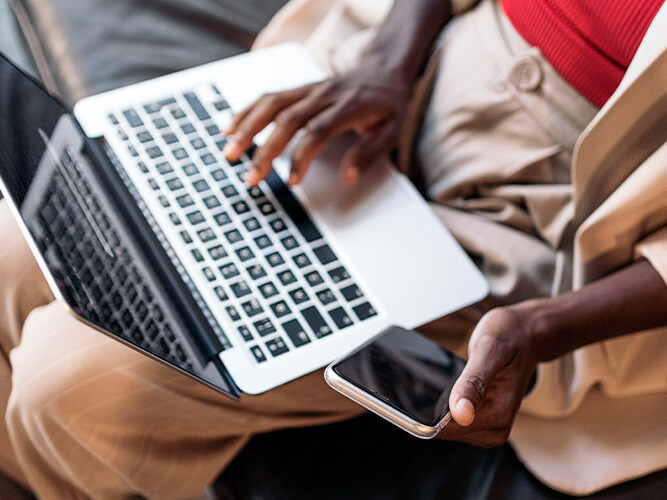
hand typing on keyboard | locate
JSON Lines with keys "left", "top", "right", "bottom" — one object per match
{"left": 222, "top": 62, "right": 411, "bottom": 187}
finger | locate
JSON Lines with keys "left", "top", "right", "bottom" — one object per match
{"left": 288, "top": 101, "right": 381, "bottom": 185}
{"left": 224, "top": 86, "right": 311, "bottom": 161}
{"left": 246, "top": 91, "right": 334, "bottom": 186}
{"left": 449, "top": 338, "right": 511, "bottom": 427}
{"left": 339, "top": 120, "right": 398, "bottom": 186}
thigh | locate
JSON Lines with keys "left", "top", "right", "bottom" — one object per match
{"left": 9, "top": 300, "right": 364, "bottom": 497}
{"left": 0, "top": 199, "right": 54, "bottom": 354}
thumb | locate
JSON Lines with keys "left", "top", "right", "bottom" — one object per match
{"left": 449, "top": 340, "right": 505, "bottom": 427}
{"left": 340, "top": 121, "right": 397, "bottom": 186}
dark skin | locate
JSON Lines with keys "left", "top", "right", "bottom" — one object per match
{"left": 224, "top": 0, "right": 667, "bottom": 446}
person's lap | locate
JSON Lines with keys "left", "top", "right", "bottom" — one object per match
{"left": 0, "top": 199, "right": 366, "bottom": 498}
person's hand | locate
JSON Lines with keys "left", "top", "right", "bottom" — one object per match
{"left": 222, "top": 67, "right": 410, "bottom": 187}
{"left": 437, "top": 306, "right": 539, "bottom": 448}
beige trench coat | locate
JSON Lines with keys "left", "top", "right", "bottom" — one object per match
{"left": 254, "top": 0, "right": 667, "bottom": 494}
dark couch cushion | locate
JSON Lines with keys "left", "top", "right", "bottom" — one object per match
{"left": 10, "top": 0, "right": 289, "bottom": 105}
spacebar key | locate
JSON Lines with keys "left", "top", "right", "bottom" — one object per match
{"left": 265, "top": 169, "right": 322, "bottom": 242}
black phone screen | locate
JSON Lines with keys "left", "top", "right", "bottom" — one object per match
{"left": 332, "top": 326, "right": 466, "bottom": 427}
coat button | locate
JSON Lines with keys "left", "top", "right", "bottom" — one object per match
{"left": 509, "top": 54, "right": 543, "bottom": 91}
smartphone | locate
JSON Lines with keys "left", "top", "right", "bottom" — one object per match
{"left": 325, "top": 325, "right": 466, "bottom": 439}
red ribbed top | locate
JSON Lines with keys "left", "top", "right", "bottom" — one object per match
{"left": 501, "top": 0, "right": 663, "bottom": 107}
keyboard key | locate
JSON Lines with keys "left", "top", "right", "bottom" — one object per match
{"left": 213, "top": 98, "right": 230, "bottom": 111}
{"left": 202, "top": 267, "right": 216, "bottom": 282}
{"left": 211, "top": 169, "right": 227, "bottom": 181}
{"left": 288, "top": 287, "right": 309, "bottom": 305}
{"left": 181, "top": 123, "right": 196, "bottom": 134}
{"left": 162, "top": 132, "right": 178, "bottom": 145}
{"left": 254, "top": 235, "right": 273, "bottom": 249}
{"left": 257, "top": 201, "right": 276, "bottom": 216}
{"left": 137, "top": 131, "right": 153, "bottom": 143}
{"left": 166, "top": 178, "right": 184, "bottom": 191}
{"left": 266, "top": 252, "right": 285, "bottom": 267}
{"left": 353, "top": 302, "right": 377, "bottom": 321}
{"left": 183, "top": 163, "right": 199, "bottom": 176}
{"left": 146, "top": 146, "right": 163, "bottom": 159}
{"left": 243, "top": 217, "right": 261, "bottom": 232}
{"left": 153, "top": 117, "right": 169, "bottom": 129}
{"left": 193, "top": 179, "right": 210, "bottom": 192}
{"left": 254, "top": 318, "right": 276, "bottom": 337}
{"left": 302, "top": 306, "right": 332, "bottom": 338}
{"left": 190, "top": 138, "right": 206, "bottom": 150}
{"left": 328, "top": 266, "right": 350, "bottom": 283}
{"left": 191, "top": 249, "right": 204, "bottom": 262}
{"left": 171, "top": 107, "right": 186, "bottom": 119}
{"left": 226, "top": 305, "right": 241, "bottom": 322}
{"left": 236, "top": 246, "right": 254, "bottom": 262}
{"left": 123, "top": 108, "right": 143, "bottom": 127}
{"left": 208, "top": 245, "right": 227, "bottom": 260}
{"left": 305, "top": 271, "right": 324, "bottom": 287}
{"left": 266, "top": 337, "right": 289, "bottom": 357}
{"left": 270, "top": 300, "right": 291, "bottom": 318}
{"left": 221, "top": 185, "right": 238, "bottom": 198}
{"left": 213, "top": 212, "right": 232, "bottom": 226}
{"left": 224, "top": 229, "right": 243, "bottom": 244}
{"left": 201, "top": 153, "right": 216, "bottom": 165}
{"left": 247, "top": 186, "right": 264, "bottom": 199}
{"left": 219, "top": 263, "right": 240, "bottom": 279}
{"left": 329, "top": 307, "right": 353, "bottom": 329}
{"left": 247, "top": 264, "right": 267, "bottom": 280}
{"left": 269, "top": 218, "right": 287, "bottom": 233}
{"left": 250, "top": 345, "right": 267, "bottom": 363}
{"left": 180, "top": 230, "right": 193, "bottom": 244}
{"left": 206, "top": 124, "right": 220, "bottom": 136}
{"left": 259, "top": 282, "right": 279, "bottom": 299}
{"left": 176, "top": 194, "right": 195, "bottom": 208}
{"left": 282, "top": 319, "right": 311, "bottom": 347}
{"left": 148, "top": 178, "right": 160, "bottom": 190}
{"left": 293, "top": 253, "right": 311, "bottom": 268}
{"left": 186, "top": 211, "right": 205, "bottom": 225}
{"left": 230, "top": 280, "right": 251, "bottom": 298}
{"left": 169, "top": 213, "right": 182, "bottom": 225}
{"left": 156, "top": 161, "right": 173, "bottom": 175}
{"left": 341, "top": 284, "right": 363, "bottom": 302}
{"left": 281, "top": 236, "right": 299, "bottom": 250}
{"left": 278, "top": 270, "right": 297, "bottom": 286}
{"left": 232, "top": 200, "right": 250, "bottom": 215}
{"left": 313, "top": 244, "right": 337, "bottom": 265}
{"left": 184, "top": 91, "right": 211, "bottom": 121}
{"left": 173, "top": 148, "right": 188, "bottom": 160}
{"left": 214, "top": 286, "right": 228, "bottom": 301}
{"left": 137, "top": 161, "right": 149, "bottom": 173}
{"left": 203, "top": 195, "right": 221, "bottom": 209}
{"left": 265, "top": 169, "right": 323, "bottom": 242}
{"left": 242, "top": 298, "right": 263, "bottom": 317}
{"left": 316, "top": 289, "right": 336, "bottom": 306}
{"left": 197, "top": 228, "right": 216, "bottom": 243}
{"left": 238, "top": 325, "right": 253, "bottom": 341}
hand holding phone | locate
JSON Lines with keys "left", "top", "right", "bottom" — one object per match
{"left": 325, "top": 325, "right": 466, "bottom": 439}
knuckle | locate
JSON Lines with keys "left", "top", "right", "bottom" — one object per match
{"left": 304, "top": 119, "right": 332, "bottom": 141}
{"left": 466, "top": 375, "right": 487, "bottom": 402}
{"left": 274, "top": 109, "right": 302, "bottom": 129}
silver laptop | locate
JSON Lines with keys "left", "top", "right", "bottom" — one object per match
{"left": 0, "top": 43, "right": 487, "bottom": 397}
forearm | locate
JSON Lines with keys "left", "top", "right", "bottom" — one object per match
{"left": 514, "top": 259, "right": 667, "bottom": 362}
{"left": 363, "top": 0, "right": 453, "bottom": 84}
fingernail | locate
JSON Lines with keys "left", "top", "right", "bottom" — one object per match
{"left": 244, "top": 169, "right": 259, "bottom": 186}
{"left": 455, "top": 398, "right": 475, "bottom": 426}
{"left": 222, "top": 140, "right": 237, "bottom": 159}
{"left": 288, "top": 172, "right": 300, "bottom": 186}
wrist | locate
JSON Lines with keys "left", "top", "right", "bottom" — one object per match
{"left": 506, "top": 298, "right": 567, "bottom": 363}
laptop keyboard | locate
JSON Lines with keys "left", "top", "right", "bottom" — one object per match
{"left": 35, "top": 147, "right": 197, "bottom": 372}
{"left": 107, "top": 85, "right": 378, "bottom": 365}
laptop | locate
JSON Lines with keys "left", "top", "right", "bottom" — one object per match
{"left": 0, "top": 43, "right": 488, "bottom": 397}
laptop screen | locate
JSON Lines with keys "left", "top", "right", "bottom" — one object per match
{"left": 0, "top": 53, "right": 69, "bottom": 207}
